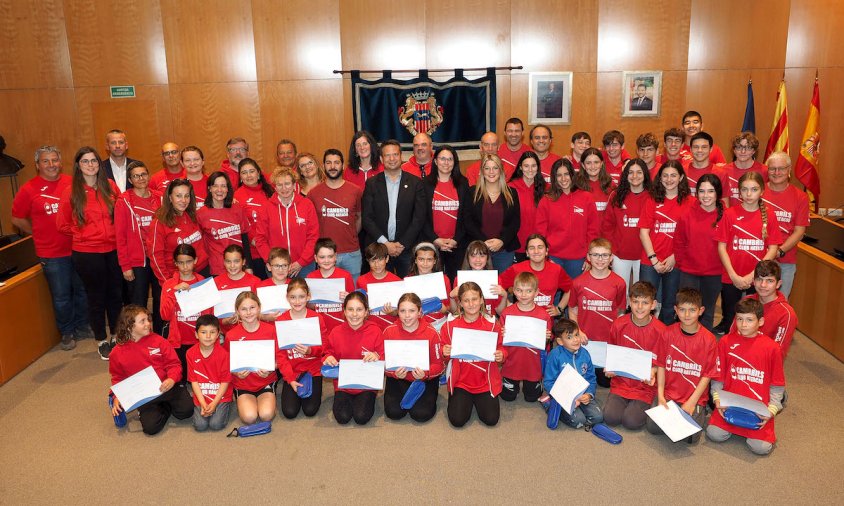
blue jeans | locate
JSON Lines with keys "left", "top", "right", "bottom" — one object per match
{"left": 640, "top": 264, "right": 681, "bottom": 325}
{"left": 336, "top": 250, "right": 362, "bottom": 284}
{"left": 192, "top": 402, "right": 231, "bottom": 431}
{"left": 295, "top": 261, "right": 317, "bottom": 279}
{"left": 40, "top": 256, "right": 88, "bottom": 335}
{"left": 491, "top": 250, "right": 515, "bottom": 274}
{"left": 550, "top": 256, "right": 586, "bottom": 281}
{"left": 779, "top": 262, "right": 796, "bottom": 299}
{"left": 560, "top": 399, "right": 603, "bottom": 428}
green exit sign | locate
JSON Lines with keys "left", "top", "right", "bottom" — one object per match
{"left": 110, "top": 86, "right": 135, "bottom": 99}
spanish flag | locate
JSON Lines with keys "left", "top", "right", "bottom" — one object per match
{"left": 794, "top": 78, "right": 821, "bottom": 209}
{"left": 764, "top": 80, "right": 789, "bottom": 161}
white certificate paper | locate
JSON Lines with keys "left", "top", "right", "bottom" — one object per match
{"left": 716, "top": 390, "right": 771, "bottom": 417}
{"left": 605, "top": 344, "right": 653, "bottom": 382}
{"left": 275, "top": 317, "right": 322, "bottom": 350}
{"left": 581, "top": 340, "right": 607, "bottom": 368}
{"left": 502, "top": 315, "right": 547, "bottom": 350}
{"left": 645, "top": 401, "right": 702, "bottom": 442}
{"left": 367, "top": 280, "right": 407, "bottom": 311}
{"left": 404, "top": 272, "right": 448, "bottom": 301}
{"left": 384, "top": 340, "right": 430, "bottom": 371}
{"left": 175, "top": 277, "right": 220, "bottom": 317}
{"left": 306, "top": 277, "right": 345, "bottom": 303}
{"left": 549, "top": 363, "right": 590, "bottom": 415}
{"left": 229, "top": 340, "right": 276, "bottom": 372}
{"left": 256, "top": 284, "right": 290, "bottom": 313}
{"left": 338, "top": 360, "right": 386, "bottom": 390}
{"left": 450, "top": 327, "right": 497, "bottom": 362}
{"left": 456, "top": 270, "right": 499, "bottom": 299}
{"left": 110, "top": 366, "right": 162, "bottom": 412}
{"left": 214, "top": 288, "right": 249, "bottom": 318}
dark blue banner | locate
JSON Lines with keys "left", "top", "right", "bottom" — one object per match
{"left": 351, "top": 68, "right": 496, "bottom": 150}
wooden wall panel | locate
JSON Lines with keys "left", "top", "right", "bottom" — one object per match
{"left": 169, "top": 82, "right": 262, "bottom": 168}
{"left": 511, "top": 0, "right": 598, "bottom": 72}
{"left": 0, "top": 0, "right": 73, "bottom": 89}
{"left": 252, "top": 0, "right": 342, "bottom": 81}
{"left": 425, "top": 0, "right": 511, "bottom": 68}
{"left": 161, "top": 0, "right": 257, "bottom": 84}
{"left": 63, "top": 0, "right": 168, "bottom": 86}
{"left": 339, "top": 0, "right": 426, "bottom": 71}
{"left": 786, "top": 0, "right": 844, "bottom": 68}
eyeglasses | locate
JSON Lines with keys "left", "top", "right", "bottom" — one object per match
{"left": 768, "top": 165, "right": 790, "bottom": 172}
{"left": 79, "top": 158, "right": 99, "bottom": 166}
{"left": 162, "top": 150, "right": 179, "bottom": 156}
{"left": 735, "top": 145, "right": 754, "bottom": 152}
{"left": 299, "top": 160, "right": 315, "bottom": 167}
{"left": 589, "top": 253, "right": 611, "bottom": 259}
{"left": 269, "top": 264, "right": 289, "bottom": 270}
{"left": 436, "top": 157, "right": 454, "bottom": 163}
{"left": 130, "top": 173, "right": 149, "bottom": 180}
{"left": 227, "top": 147, "right": 248, "bottom": 154}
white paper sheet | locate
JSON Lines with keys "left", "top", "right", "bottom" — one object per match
{"left": 549, "top": 364, "right": 590, "bottom": 415}
{"left": 275, "top": 317, "right": 322, "bottom": 349}
{"left": 404, "top": 272, "right": 448, "bottom": 300}
{"left": 175, "top": 277, "right": 220, "bottom": 317}
{"left": 214, "top": 288, "right": 251, "bottom": 318}
{"left": 456, "top": 270, "right": 499, "bottom": 299}
{"left": 605, "top": 344, "right": 653, "bottom": 382}
{"left": 305, "top": 277, "right": 345, "bottom": 303}
{"left": 716, "top": 389, "right": 771, "bottom": 417}
{"left": 449, "top": 327, "right": 498, "bottom": 362}
{"left": 645, "top": 401, "right": 703, "bottom": 442}
{"left": 256, "top": 284, "right": 290, "bottom": 313}
{"left": 338, "top": 360, "right": 386, "bottom": 390}
{"left": 228, "top": 340, "right": 276, "bottom": 372}
{"left": 502, "top": 315, "right": 547, "bottom": 350}
{"left": 366, "top": 280, "right": 407, "bottom": 311}
{"left": 110, "top": 366, "right": 162, "bottom": 412}
{"left": 581, "top": 340, "right": 607, "bottom": 368}
{"left": 384, "top": 340, "right": 430, "bottom": 371}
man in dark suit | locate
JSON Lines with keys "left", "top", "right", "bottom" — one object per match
{"left": 362, "top": 139, "right": 427, "bottom": 277}
{"left": 101, "top": 129, "right": 138, "bottom": 192}
{"left": 631, "top": 84, "right": 653, "bottom": 111}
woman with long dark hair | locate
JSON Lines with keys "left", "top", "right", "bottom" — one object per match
{"left": 422, "top": 145, "right": 470, "bottom": 280}
{"left": 508, "top": 151, "right": 546, "bottom": 263}
{"left": 149, "top": 178, "right": 209, "bottom": 283}
{"left": 344, "top": 130, "right": 383, "bottom": 188}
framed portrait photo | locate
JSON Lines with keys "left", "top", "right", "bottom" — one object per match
{"left": 528, "top": 72, "right": 573, "bottom": 125}
{"left": 622, "top": 71, "right": 662, "bottom": 117}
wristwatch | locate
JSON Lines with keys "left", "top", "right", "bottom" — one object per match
{"left": 778, "top": 248, "right": 785, "bottom": 258}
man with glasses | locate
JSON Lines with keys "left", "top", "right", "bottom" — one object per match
{"left": 102, "top": 129, "right": 138, "bottom": 192}
{"left": 465, "top": 132, "right": 502, "bottom": 186}
{"left": 149, "top": 142, "right": 184, "bottom": 193}
{"left": 11, "top": 146, "right": 92, "bottom": 350}
{"left": 723, "top": 132, "right": 767, "bottom": 207}
{"left": 219, "top": 137, "right": 249, "bottom": 185}
{"left": 657, "top": 128, "right": 685, "bottom": 165}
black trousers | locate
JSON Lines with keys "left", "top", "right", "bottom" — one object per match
{"left": 447, "top": 387, "right": 500, "bottom": 427}
{"left": 383, "top": 376, "right": 439, "bottom": 422}
{"left": 500, "top": 377, "right": 542, "bottom": 403}
{"left": 279, "top": 376, "right": 323, "bottom": 419}
{"left": 138, "top": 383, "right": 193, "bottom": 435}
{"left": 333, "top": 390, "right": 376, "bottom": 425}
{"left": 72, "top": 250, "right": 122, "bottom": 341}
{"left": 719, "top": 283, "right": 756, "bottom": 330}
{"left": 128, "top": 263, "right": 163, "bottom": 334}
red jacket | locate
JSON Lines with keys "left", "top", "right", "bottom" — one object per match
{"left": 224, "top": 321, "right": 297, "bottom": 390}
{"left": 276, "top": 309, "right": 327, "bottom": 376}
{"left": 383, "top": 322, "right": 444, "bottom": 381}
{"left": 56, "top": 181, "right": 120, "bottom": 253}
{"left": 322, "top": 320, "right": 384, "bottom": 394}
{"left": 109, "top": 333, "right": 182, "bottom": 386}
{"left": 160, "top": 272, "right": 212, "bottom": 348}
{"left": 442, "top": 315, "right": 506, "bottom": 396}
{"left": 148, "top": 213, "right": 209, "bottom": 283}
{"left": 500, "top": 304, "right": 552, "bottom": 382}
{"left": 114, "top": 190, "right": 162, "bottom": 271}
{"left": 196, "top": 203, "right": 251, "bottom": 276}
{"left": 535, "top": 190, "right": 599, "bottom": 260}
{"left": 253, "top": 193, "right": 319, "bottom": 266}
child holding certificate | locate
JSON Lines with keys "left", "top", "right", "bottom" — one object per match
{"left": 407, "top": 242, "right": 452, "bottom": 326}
{"left": 214, "top": 245, "right": 261, "bottom": 328}
{"left": 451, "top": 240, "right": 508, "bottom": 315}
{"left": 322, "top": 292, "right": 384, "bottom": 425}
{"left": 186, "top": 315, "right": 232, "bottom": 431}
{"left": 356, "top": 243, "right": 401, "bottom": 330}
{"left": 706, "top": 298, "right": 785, "bottom": 455}
{"left": 647, "top": 288, "right": 716, "bottom": 443}
{"left": 109, "top": 305, "right": 193, "bottom": 435}
{"left": 603, "top": 281, "right": 665, "bottom": 430}
{"left": 382, "top": 293, "right": 444, "bottom": 422}
{"left": 258, "top": 247, "right": 291, "bottom": 322}
{"left": 306, "top": 238, "right": 354, "bottom": 333}
{"left": 276, "top": 279, "right": 327, "bottom": 419}
{"left": 225, "top": 291, "right": 299, "bottom": 424}
{"left": 441, "top": 282, "right": 506, "bottom": 427}
{"left": 500, "top": 272, "right": 552, "bottom": 403}
{"left": 543, "top": 319, "right": 602, "bottom": 429}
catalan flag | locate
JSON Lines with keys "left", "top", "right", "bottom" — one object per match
{"left": 794, "top": 78, "right": 821, "bottom": 209}
{"left": 764, "top": 80, "right": 789, "bottom": 161}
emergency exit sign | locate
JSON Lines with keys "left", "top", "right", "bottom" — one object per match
{"left": 110, "top": 86, "right": 135, "bottom": 99}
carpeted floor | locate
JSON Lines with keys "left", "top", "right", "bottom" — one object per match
{"left": 1, "top": 331, "right": 842, "bottom": 505}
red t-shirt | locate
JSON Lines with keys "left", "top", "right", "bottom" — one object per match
{"left": 500, "top": 304, "right": 552, "bottom": 382}
{"left": 638, "top": 195, "right": 691, "bottom": 263}
{"left": 196, "top": 203, "right": 251, "bottom": 276}
{"left": 537, "top": 153, "right": 561, "bottom": 184}
{"left": 307, "top": 182, "right": 362, "bottom": 254}
{"left": 343, "top": 164, "right": 384, "bottom": 189}
{"left": 587, "top": 179, "right": 612, "bottom": 219}
{"left": 11, "top": 175, "right": 72, "bottom": 258}
{"left": 431, "top": 180, "right": 460, "bottom": 239}
{"left": 160, "top": 272, "right": 212, "bottom": 348}
{"left": 674, "top": 203, "right": 722, "bottom": 276}
{"left": 607, "top": 314, "right": 666, "bottom": 403}
{"left": 149, "top": 168, "right": 185, "bottom": 194}
{"left": 186, "top": 343, "right": 234, "bottom": 405}
{"left": 722, "top": 161, "right": 768, "bottom": 207}
{"left": 679, "top": 143, "right": 727, "bottom": 165}
{"left": 568, "top": 270, "right": 627, "bottom": 343}
{"left": 188, "top": 175, "right": 208, "bottom": 209}
{"left": 500, "top": 260, "right": 572, "bottom": 307}
{"left": 224, "top": 321, "right": 291, "bottom": 390}
{"left": 441, "top": 315, "right": 505, "bottom": 396}
{"left": 498, "top": 143, "right": 529, "bottom": 174}
{"left": 728, "top": 292, "right": 798, "bottom": 358}
{"left": 762, "top": 184, "right": 810, "bottom": 264}
{"left": 683, "top": 162, "right": 727, "bottom": 196}
{"left": 406, "top": 272, "right": 451, "bottom": 327}
{"left": 535, "top": 190, "right": 599, "bottom": 260}
{"left": 657, "top": 323, "right": 717, "bottom": 405}
{"left": 602, "top": 150, "right": 632, "bottom": 186}
{"left": 306, "top": 268, "right": 355, "bottom": 332}
{"left": 383, "top": 322, "right": 444, "bottom": 381}
{"left": 715, "top": 205, "right": 783, "bottom": 283}
{"left": 601, "top": 190, "right": 651, "bottom": 261}
{"left": 356, "top": 271, "right": 402, "bottom": 330}
{"left": 275, "top": 308, "right": 327, "bottom": 376}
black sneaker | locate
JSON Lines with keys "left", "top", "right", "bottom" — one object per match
{"left": 98, "top": 341, "right": 113, "bottom": 361}
{"left": 60, "top": 334, "right": 76, "bottom": 351}
{"left": 712, "top": 324, "right": 729, "bottom": 336}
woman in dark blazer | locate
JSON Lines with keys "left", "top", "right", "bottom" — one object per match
{"left": 461, "top": 153, "right": 520, "bottom": 273}
{"left": 423, "top": 145, "right": 470, "bottom": 281}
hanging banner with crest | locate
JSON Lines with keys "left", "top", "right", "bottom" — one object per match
{"left": 350, "top": 68, "right": 496, "bottom": 150}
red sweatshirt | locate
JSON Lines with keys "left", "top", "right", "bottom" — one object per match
{"left": 224, "top": 321, "right": 296, "bottom": 390}
{"left": 253, "top": 193, "right": 319, "bottom": 266}
{"left": 148, "top": 213, "right": 209, "bottom": 283}
{"left": 356, "top": 271, "right": 402, "bottom": 330}
{"left": 114, "top": 190, "right": 162, "bottom": 271}
{"left": 275, "top": 309, "right": 327, "bottom": 376}
{"left": 109, "top": 332, "right": 182, "bottom": 386}
{"left": 149, "top": 168, "right": 185, "bottom": 194}
{"left": 56, "top": 181, "right": 120, "bottom": 253}
{"left": 500, "top": 304, "right": 552, "bottom": 382}
{"left": 233, "top": 184, "right": 271, "bottom": 232}
{"left": 607, "top": 314, "right": 666, "bottom": 403}
{"left": 535, "top": 190, "right": 599, "bottom": 260}
{"left": 674, "top": 203, "right": 722, "bottom": 276}
{"left": 160, "top": 272, "right": 211, "bottom": 348}
{"left": 322, "top": 320, "right": 385, "bottom": 394}
{"left": 442, "top": 315, "right": 506, "bottom": 396}
{"left": 508, "top": 178, "right": 540, "bottom": 254}
{"left": 601, "top": 190, "right": 651, "bottom": 261}
{"left": 306, "top": 268, "right": 355, "bottom": 333}
{"left": 383, "top": 322, "right": 444, "bottom": 381}
{"left": 728, "top": 292, "right": 797, "bottom": 358}
{"left": 196, "top": 203, "right": 251, "bottom": 276}
{"left": 638, "top": 195, "right": 691, "bottom": 263}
